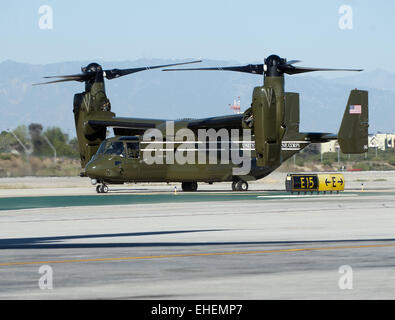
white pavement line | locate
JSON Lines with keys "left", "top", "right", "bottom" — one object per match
{"left": 257, "top": 194, "right": 359, "bottom": 199}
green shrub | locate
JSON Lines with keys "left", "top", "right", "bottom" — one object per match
{"left": 353, "top": 162, "right": 370, "bottom": 171}
{"left": 0, "top": 154, "right": 12, "bottom": 160}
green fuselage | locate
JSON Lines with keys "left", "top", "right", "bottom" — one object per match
{"left": 84, "top": 134, "right": 311, "bottom": 184}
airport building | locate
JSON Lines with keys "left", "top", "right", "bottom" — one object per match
{"left": 319, "top": 133, "right": 395, "bottom": 154}
{"left": 319, "top": 140, "right": 339, "bottom": 154}
{"left": 368, "top": 133, "right": 395, "bottom": 151}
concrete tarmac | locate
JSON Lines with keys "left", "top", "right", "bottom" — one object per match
{"left": 0, "top": 171, "right": 394, "bottom": 299}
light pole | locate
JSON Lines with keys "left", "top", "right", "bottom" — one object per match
{"left": 6, "top": 128, "right": 32, "bottom": 175}
{"left": 6, "top": 129, "right": 32, "bottom": 155}
{"left": 337, "top": 147, "right": 340, "bottom": 164}
{"left": 42, "top": 134, "right": 57, "bottom": 165}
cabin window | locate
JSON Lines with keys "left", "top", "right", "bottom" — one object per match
{"left": 126, "top": 142, "right": 140, "bottom": 159}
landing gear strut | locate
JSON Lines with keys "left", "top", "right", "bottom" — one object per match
{"left": 96, "top": 184, "right": 109, "bottom": 193}
{"left": 181, "top": 182, "right": 198, "bottom": 192}
{"left": 232, "top": 180, "right": 248, "bottom": 191}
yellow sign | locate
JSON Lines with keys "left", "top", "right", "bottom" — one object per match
{"left": 317, "top": 174, "right": 345, "bottom": 191}
{"left": 286, "top": 173, "right": 345, "bottom": 193}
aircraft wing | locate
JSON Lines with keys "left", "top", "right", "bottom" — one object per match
{"left": 187, "top": 114, "right": 243, "bottom": 130}
{"left": 87, "top": 114, "right": 244, "bottom": 136}
{"left": 87, "top": 117, "right": 165, "bottom": 136}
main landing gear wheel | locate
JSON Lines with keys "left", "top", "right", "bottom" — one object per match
{"left": 96, "top": 184, "right": 109, "bottom": 193}
{"left": 232, "top": 181, "right": 248, "bottom": 191}
{"left": 181, "top": 182, "right": 198, "bottom": 192}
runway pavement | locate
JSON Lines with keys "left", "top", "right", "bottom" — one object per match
{"left": 0, "top": 171, "right": 394, "bottom": 299}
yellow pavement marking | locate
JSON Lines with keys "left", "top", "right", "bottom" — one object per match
{"left": 1, "top": 243, "right": 395, "bottom": 267}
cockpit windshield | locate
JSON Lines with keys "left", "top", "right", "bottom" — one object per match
{"left": 97, "top": 141, "right": 125, "bottom": 156}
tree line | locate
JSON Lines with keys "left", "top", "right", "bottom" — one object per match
{"left": 0, "top": 124, "right": 79, "bottom": 158}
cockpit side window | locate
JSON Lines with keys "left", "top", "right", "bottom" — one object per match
{"left": 126, "top": 142, "right": 140, "bottom": 159}
{"left": 100, "top": 141, "right": 125, "bottom": 156}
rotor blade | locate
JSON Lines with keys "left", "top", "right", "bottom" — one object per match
{"left": 163, "top": 64, "right": 265, "bottom": 75}
{"left": 33, "top": 73, "right": 90, "bottom": 85}
{"left": 285, "top": 60, "right": 302, "bottom": 65}
{"left": 278, "top": 65, "right": 363, "bottom": 75}
{"left": 104, "top": 60, "right": 202, "bottom": 80}
{"left": 43, "top": 73, "right": 88, "bottom": 80}
{"left": 32, "top": 77, "right": 83, "bottom": 86}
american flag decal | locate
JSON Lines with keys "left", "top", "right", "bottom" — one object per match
{"left": 349, "top": 104, "right": 362, "bottom": 114}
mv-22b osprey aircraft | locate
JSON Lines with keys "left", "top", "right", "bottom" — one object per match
{"left": 35, "top": 54, "right": 368, "bottom": 193}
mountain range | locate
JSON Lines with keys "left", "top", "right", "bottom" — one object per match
{"left": 0, "top": 59, "right": 394, "bottom": 137}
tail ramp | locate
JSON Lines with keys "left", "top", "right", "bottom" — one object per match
{"left": 338, "top": 89, "right": 369, "bottom": 154}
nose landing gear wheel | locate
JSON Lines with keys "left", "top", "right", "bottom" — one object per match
{"left": 96, "top": 184, "right": 109, "bottom": 193}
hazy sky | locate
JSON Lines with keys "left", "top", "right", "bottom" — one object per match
{"left": 1, "top": 0, "right": 394, "bottom": 72}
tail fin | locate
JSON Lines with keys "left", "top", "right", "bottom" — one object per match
{"left": 338, "top": 89, "right": 369, "bottom": 154}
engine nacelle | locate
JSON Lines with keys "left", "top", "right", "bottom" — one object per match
{"left": 250, "top": 85, "right": 285, "bottom": 167}
{"left": 73, "top": 93, "right": 112, "bottom": 168}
